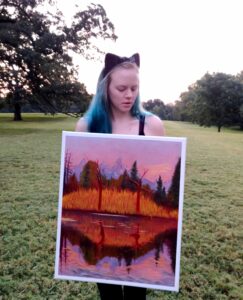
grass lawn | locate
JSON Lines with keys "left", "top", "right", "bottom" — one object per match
{"left": 0, "top": 113, "right": 242, "bottom": 299}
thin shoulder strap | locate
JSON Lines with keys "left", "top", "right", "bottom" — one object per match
{"left": 139, "top": 114, "right": 145, "bottom": 136}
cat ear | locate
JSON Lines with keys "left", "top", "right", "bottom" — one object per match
{"left": 131, "top": 53, "right": 140, "bottom": 67}
{"left": 103, "top": 52, "right": 140, "bottom": 77}
{"left": 104, "top": 53, "right": 122, "bottom": 77}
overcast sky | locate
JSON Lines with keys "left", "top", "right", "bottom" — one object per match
{"left": 57, "top": 0, "right": 243, "bottom": 104}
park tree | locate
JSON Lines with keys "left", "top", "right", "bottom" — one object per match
{"left": 240, "top": 104, "right": 243, "bottom": 129}
{"left": 164, "top": 103, "right": 176, "bottom": 120}
{"left": 143, "top": 99, "right": 178, "bottom": 120}
{"left": 143, "top": 99, "right": 164, "bottom": 118}
{"left": 235, "top": 71, "right": 243, "bottom": 129}
{"left": 0, "top": 0, "right": 117, "bottom": 120}
{"left": 170, "top": 100, "right": 184, "bottom": 121}
{"left": 178, "top": 86, "right": 199, "bottom": 122}
{"left": 143, "top": 99, "right": 166, "bottom": 119}
{"left": 180, "top": 73, "right": 243, "bottom": 132}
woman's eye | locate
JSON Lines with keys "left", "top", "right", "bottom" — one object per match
{"left": 116, "top": 86, "right": 137, "bottom": 92}
{"left": 117, "top": 87, "right": 126, "bottom": 92}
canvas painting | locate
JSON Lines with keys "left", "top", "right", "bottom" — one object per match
{"left": 55, "top": 132, "right": 186, "bottom": 292}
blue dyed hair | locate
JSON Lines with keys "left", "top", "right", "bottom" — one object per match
{"left": 84, "top": 62, "right": 149, "bottom": 133}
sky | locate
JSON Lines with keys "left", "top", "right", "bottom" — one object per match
{"left": 66, "top": 134, "right": 181, "bottom": 183}
{"left": 56, "top": 0, "right": 243, "bottom": 104}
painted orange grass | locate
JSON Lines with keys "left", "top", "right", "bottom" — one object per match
{"left": 62, "top": 188, "right": 178, "bottom": 219}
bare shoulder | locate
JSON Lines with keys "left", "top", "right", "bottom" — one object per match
{"left": 145, "top": 114, "right": 165, "bottom": 136}
{"left": 75, "top": 117, "right": 88, "bottom": 132}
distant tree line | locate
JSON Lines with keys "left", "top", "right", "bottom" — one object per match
{"left": 143, "top": 72, "right": 243, "bottom": 132}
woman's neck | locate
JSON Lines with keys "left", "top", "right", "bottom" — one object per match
{"left": 111, "top": 109, "right": 134, "bottom": 123}
{"left": 111, "top": 111, "right": 139, "bottom": 135}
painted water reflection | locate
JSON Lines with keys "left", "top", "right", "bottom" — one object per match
{"left": 59, "top": 210, "right": 177, "bottom": 286}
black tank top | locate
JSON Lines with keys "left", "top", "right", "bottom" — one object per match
{"left": 139, "top": 115, "right": 145, "bottom": 136}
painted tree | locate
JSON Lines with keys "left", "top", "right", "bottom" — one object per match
{"left": 96, "top": 162, "right": 103, "bottom": 210}
{"left": 79, "top": 160, "right": 104, "bottom": 209}
{"left": 154, "top": 175, "right": 166, "bottom": 205}
{"left": 130, "top": 224, "right": 140, "bottom": 250}
{"left": 141, "top": 183, "right": 153, "bottom": 198}
{"left": 167, "top": 158, "right": 181, "bottom": 208}
{"left": 67, "top": 174, "right": 79, "bottom": 192}
{"left": 63, "top": 151, "right": 72, "bottom": 194}
{"left": 129, "top": 161, "right": 139, "bottom": 192}
{"left": 97, "top": 220, "right": 105, "bottom": 246}
{"left": 80, "top": 163, "right": 91, "bottom": 189}
{"left": 120, "top": 169, "right": 130, "bottom": 190}
{"left": 128, "top": 170, "right": 148, "bottom": 214}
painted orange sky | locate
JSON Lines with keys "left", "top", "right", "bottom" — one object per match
{"left": 65, "top": 135, "right": 181, "bottom": 183}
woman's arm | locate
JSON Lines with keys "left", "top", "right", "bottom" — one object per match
{"left": 145, "top": 115, "right": 165, "bottom": 136}
{"left": 75, "top": 117, "right": 88, "bottom": 132}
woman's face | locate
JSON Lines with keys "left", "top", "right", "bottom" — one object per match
{"left": 107, "top": 66, "right": 139, "bottom": 115}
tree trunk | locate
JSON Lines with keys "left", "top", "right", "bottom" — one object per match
{"left": 13, "top": 103, "right": 22, "bottom": 121}
{"left": 98, "top": 183, "right": 102, "bottom": 210}
{"left": 217, "top": 124, "right": 221, "bottom": 132}
{"left": 136, "top": 182, "right": 142, "bottom": 213}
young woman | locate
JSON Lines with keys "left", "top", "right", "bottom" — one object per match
{"left": 76, "top": 52, "right": 165, "bottom": 300}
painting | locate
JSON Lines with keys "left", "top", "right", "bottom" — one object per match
{"left": 55, "top": 132, "right": 187, "bottom": 292}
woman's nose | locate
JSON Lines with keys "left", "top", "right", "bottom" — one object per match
{"left": 125, "top": 89, "right": 132, "bottom": 98}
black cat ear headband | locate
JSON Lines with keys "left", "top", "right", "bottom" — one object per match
{"left": 103, "top": 53, "right": 140, "bottom": 77}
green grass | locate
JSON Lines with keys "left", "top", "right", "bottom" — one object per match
{"left": 0, "top": 113, "right": 242, "bottom": 299}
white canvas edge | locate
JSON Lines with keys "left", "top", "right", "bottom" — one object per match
{"left": 174, "top": 137, "right": 187, "bottom": 292}
{"left": 54, "top": 131, "right": 187, "bottom": 292}
{"left": 55, "top": 274, "right": 178, "bottom": 292}
{"left": 54, "top": 131, "right": 66, "bottom": 279}
{"left": 60, "top": 130, "right": 186, "bottom": 143}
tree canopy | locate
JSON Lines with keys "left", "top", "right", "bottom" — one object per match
{"left": 179, "top": 73, "right": 243, "bottom": 132}
{"left": 143, "top": 72, "right": 243, "bottom": 132}
{"left": 143, "top": 99, "right": 174, "bottom": 120}
{"left": 0, "top": 0, "right": 117, "bottom": 120}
